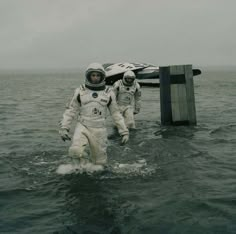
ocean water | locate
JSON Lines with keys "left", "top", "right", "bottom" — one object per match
{"left": 0, "top": 68, "right": 235, "bottom": 234}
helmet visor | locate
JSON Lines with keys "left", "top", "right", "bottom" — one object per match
{"left": 88, "top": 72, "right": 103, "bottom": 84}
{"left": 125, "top": 77, "right": 135, "bottom": 85}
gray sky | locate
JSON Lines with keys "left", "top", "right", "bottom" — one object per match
{"left": 0, "top": 0, "right": 235, "bottom": 69}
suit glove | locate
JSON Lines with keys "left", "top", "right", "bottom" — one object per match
{"left": 59, "top": 128, "right": 71, "bottom": 141}
{"left": 121, "top": 134, "right": 129, "bottom": 145}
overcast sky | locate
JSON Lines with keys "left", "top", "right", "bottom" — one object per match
{"left": 0, "top": 0, "right": 235, "bottom": 69}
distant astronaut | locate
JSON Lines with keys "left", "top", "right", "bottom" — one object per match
{"left": 113, "top": 70, "right": 141, "bottom": 129}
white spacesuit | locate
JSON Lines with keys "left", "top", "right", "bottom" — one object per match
{"left": 59, "top": 63, "right": 129, "bottom": 166}
{"left": 113, "top": 70, "right": 141, "bottom": 129}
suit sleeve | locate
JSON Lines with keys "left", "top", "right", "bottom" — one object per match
{"left": 108, "top": 90, "right": 129, "bottom": 136}
{"left": 59, "top": 88, "right": 80, "bottom": 131}
{"left": 112, "top": 81, "right": 119, "bottom": 97}
{"left": 134, "top": 83, "right": 141, "bottom": 112}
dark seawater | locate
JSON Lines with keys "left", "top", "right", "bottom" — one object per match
{"left": 0, "top": 69, "right": 235, "bottom": 234}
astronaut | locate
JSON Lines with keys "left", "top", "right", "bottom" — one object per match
{"left": 59, "top": 63, "right": 129, "bottom": 166}
{"left": 113, "top": 70, "right": 141, "bottom": 129}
